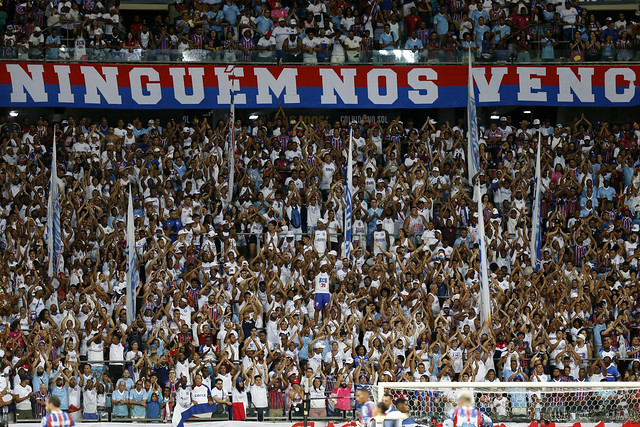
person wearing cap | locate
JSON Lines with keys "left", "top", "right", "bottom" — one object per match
{"left": 256, "top": 30, "right": 276, "bottom": 61}
{"left": 371, "top": 219, "right": 390, "bottom": 256}
{"left": 29, "top": 27, "right": 45, "bottom": 59}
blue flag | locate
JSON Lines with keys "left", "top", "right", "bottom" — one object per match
{"left": 477, "top": 186, "right": 491, "bottom": 333}
{"left": 47, "top": 134, "right": 62, "bottom": 277}
{"left": 344, "top": 128, "right": 354, "bottom": 258}
{"left": 126, "top": 189, "right": 139, "bottom": 325}
{"left": 531, "top": 131, "right": 543, "bottom": 271}
{"left": 467, "top": 50, "right": 480, "bottom": 184}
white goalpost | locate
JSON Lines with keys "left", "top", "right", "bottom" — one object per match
{"left": 371, "top": 382, "right": 640, "bottom": 424}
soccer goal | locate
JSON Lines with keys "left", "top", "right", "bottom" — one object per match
{"left": 371, "top": 382, "right": 640, "bottom": 424}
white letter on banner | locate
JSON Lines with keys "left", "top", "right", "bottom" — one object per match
{"left": 254, "top": 68, "right": 300, "bottom": 104}
{"left": 604, "top": 68, "right": 636, "bottom": 103}
{"left": 81, "top": 66, "right": 122, "bottom": 104}
{"left": 7, "top": 64, "right": 47, "bottom": 103}
{"left": 214, "top": 67, "right": 246, "bottom": 104}
{"left": 473, "top": 67, "right": 507, "bottom": 102}
{"left": 367, "top": 69, "right": 398, "bottom": 104}
{"left": 517, "top": 67, "right": 547, "bottom": 102}
{"left": 407, "top": 68, "right": 438, "bottom": 104}
{"left": 53, "top": 65, "right": 74, "bottom": 103}
{"left": 169, "top": 68, "right": 205, "bottom": 104}
{"left": 319, "top": 68, "right": 358, "bottom": 104}
{"left": 130, "top": 68, "right": 162, "bottom": 105}
{"left": 557, "top": 68, "right": 595, "bottom": 103}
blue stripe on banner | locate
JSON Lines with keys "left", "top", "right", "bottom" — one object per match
{"left": 175, "top": 404, "right": 217, "bottom": 427}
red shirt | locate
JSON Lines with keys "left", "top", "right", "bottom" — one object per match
{"left": 404, "top": 15, "right": 422, "bottom": 34}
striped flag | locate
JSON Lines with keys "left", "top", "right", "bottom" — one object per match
{"left": 476, "top": 186, "right": 491, "bottom": 332}
{"left": 47, "top": 131, "right": 62, "bottom": 277}
{"left": 467, "top": 49, "right": 480, "bottom": 184}
{"left": 227, "top": 99, "right": 235, "bottom": 204}
{"left": 126, "top": 188, "right": 138, "bottom": 325}
{"left": 344, "top": 128, "right": 354, "bottom": 258}
{"left": 531, "top": 131, "right": 543, "bottom": 271}
{"left": 367, "top": 0, "right": 379, "bottom": 24}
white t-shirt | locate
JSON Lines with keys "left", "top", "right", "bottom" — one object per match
{"left": 14, "top": 383, "right": 32, "bottom": 410}
{"left": 249, "top": 383, "right": 268, "bottom": 408}
{"left": 190, "top": 384, "right": 211, "bottom": 405}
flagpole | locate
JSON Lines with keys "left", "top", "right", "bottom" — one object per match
{"left": 47, "top": 128, "right": 57, "bottom": 277}
{"left": 467, "top": 47, "right": 479, "bottom": 185}
{"left": 126, "top": 186, "right": 136, "bottom": 325}
{"left": 344, "top": 128, "right": 353, "bottom": 258}
{"left": 227, "top": 93, "right": 236, "bottom": 204}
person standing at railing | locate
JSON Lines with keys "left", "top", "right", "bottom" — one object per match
{"left": 28, "top": 26, "right": 44, "bottom": 59}
{"left": 130, "top": 380, "right": 148, "bottom": 419}
{"left": 111, "top": 381, "right": 130, "bottom": 418}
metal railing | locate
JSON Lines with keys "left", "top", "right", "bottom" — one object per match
{"left": 2, "top": 44, "right": 638, "bottom": 65}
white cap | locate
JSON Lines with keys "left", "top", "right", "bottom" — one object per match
{"left": 328, "top": 250, "right": 337, "bottom": 256}
{"left": 432, "top": 167, "right": 439, "bottom": 172}
{"left": 633, "top": 224, "right": 639, "bottom": 232}
{"left": 533, "top": 119, "right": 541, "bottom": 125}
{"left": 499, "top": 116, "right": 507, "bottom": 122}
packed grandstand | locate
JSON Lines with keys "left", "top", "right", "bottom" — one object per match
{"left": 0, "top": 0, "right": 638, "bottom": 62}
{"left": 1, "top": 0, "right": 640, "bottom": 422}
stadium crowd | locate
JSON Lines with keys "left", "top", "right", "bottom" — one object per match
{"left": 0, "top": 109, "right": 638, "bottom": 422}
{"left": 0, "top": 0, "right": 639, "bottom": 62}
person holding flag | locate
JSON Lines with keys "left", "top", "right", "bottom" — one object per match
{"left": 41, "top": 396, "right": 75, "bottom": 427}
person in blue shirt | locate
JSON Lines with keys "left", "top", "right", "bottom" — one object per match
{"left": 207, "top": 4, "right": 224, "bottom": 33}
{"left": 130, "top": 381, "right": 148, "bottom": 418}
{"left": 112, "top": 381, "right": 130, "bottom": 418}
{"left": 503, "top": 358, "right": 527, "bottom": 381}
{"left": 471, "top": 7, "right": 490, "bottom": 26}
{"left": 164, "top": 209, "right": 183, "bottom": 242}
{"left": 45, "top": 28, "right": 61, "bottom": 60}
{"left": 146, "top": 391, "right": 163, "bottom": 421}
{"left": 603, "top": 356, "right": 620, "bottom": 381}
{"left": 117, "top": 369, "right": 135, "bottom": 390}
{"left": 254, "top": 9, "right": 274, "bottom": 35}
{"left": 51, "top": 376, "right": 70, "bottom": 411}
{"left": 597, "top": 177, "right": 616, "bottom": 201}
{"left": 378, "top": 24, "right": 396, "bottom": 51}
{"left": 223, "top": 0, "right": 240, "bottom": 26}
{"left": 404, "top": 30, "right": 423, "bottom": 54}
{"left": 32, "top": 365, "right": 50, "bottom": 392}
{"left": 433, "top": 7, "right": 450, "bottom": 36}
{"left": 454, "top": 228, "right": 472, "bottom": 247}
{"left": 540, "top": 29, "right": 557, "bottom": 61}
{"left": 474, "top": 16, "right": 491, "bottom": 46}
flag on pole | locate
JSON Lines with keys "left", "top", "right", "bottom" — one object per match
{"left": 227, "top": 98, "right": 236, "bottom": 204}
{"left": 367, "top": 0, "right": 379, "bottom": 24}
{"left": 126, "top": 189, "right": 138, "bottom": 326}
{"left": 476, "top": 187, "right": 491, "bottom": 332}
{"left": 344, "top": 129, "right": 354, "bottom": 258}
{"left": 467, "top": 49, "right": 480, "bottom": 184}
{"left": 531, "top": 131, "right": 543, "bottom": 271}
{"left": 47, "top": 131, "right": 62, "bottom": 277}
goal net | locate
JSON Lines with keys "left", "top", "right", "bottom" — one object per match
{"left": 371, "top": 381, "right": 640, "bottom": 424}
